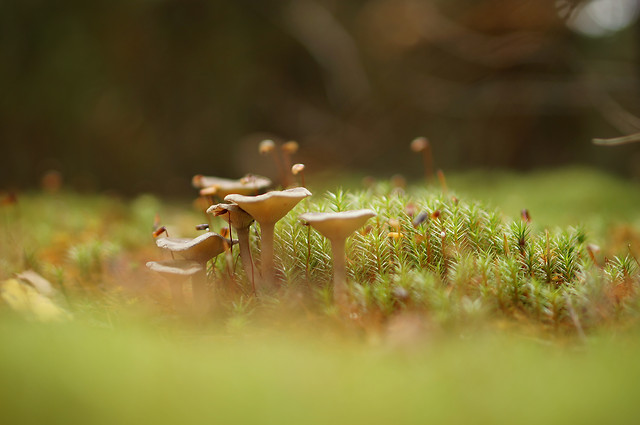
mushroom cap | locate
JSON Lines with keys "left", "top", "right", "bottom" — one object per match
{"left": 155, "top": 232, "right": 235, "bottom": 263}
{"left": 225, "top": 187, "right": 312, "bottom": 225}
{"left": 291, "top": 163, "right": 305, "bottom": 175}
{"left": 299, "top": 209, "right": 377, "bottom": 241}
{"left": 207, "top": 203, "right": 254, "bottom": 230}
{"left": 146, "top": 260, "right": 203, "bottom": 277}
{"left": 410, "top": 137, "right": 429, "bottom": 152}
{"left": 259, "top": 139, "right": 276, "bottom": 154}
{"left": 192, "top": 174, "right": 272, "bottom": 197}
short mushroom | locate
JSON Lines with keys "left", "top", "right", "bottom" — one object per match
{"left": 299, "top": 209, "right": 376, "bottom": 303}
{"left": 146, "top": 260, "right": 203, "bottom": 312}
{"left": 192, "top": 174, "right": 272, "bottom": 199}
{"left": 207, "top": 202, "right": 257, "bottom": 294}
{"left": 291, "top": 163, "right": 306, "bottom": 187}
{"left": 155, "top": 232, "right": 235, "bottom": 313}
{"left": 225, "top": 187, "right": 312, "bottom": 287}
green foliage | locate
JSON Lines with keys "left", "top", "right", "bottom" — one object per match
{"left": 256, "top": 183, "right": 637, "bottom": 331}
{"left": 2, "top": 170, "right": 640, "bottom": 335}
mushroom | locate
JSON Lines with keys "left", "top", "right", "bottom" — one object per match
{"left": 192, "top": 174, "right": 272, "bottom": 199}
{"left": 299, "top": 209, "right": 376, "bottom": 303}
{"left": 281, "top": 141, "right": 299, "bottom": 187}
{"left": 291, "top": 163, "right": 306, "bottom": 187}
{"left": 410, "top": 136, "right": 433, "bottom": 182}
{"left": 155, "top": 232, "right": 235, "bottom": 313}
{"left": 225, "top": 187, "right": 312, "bottom": 287}
{"left": 146, "top": 260, "right": 203, "bottom": 312}
{"left": 259, "top": 139, "right": 285, "bottom": 186}
{"left": 207, "top": 202, "right": 257, "bottom": 294}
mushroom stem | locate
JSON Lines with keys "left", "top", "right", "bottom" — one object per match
{"left": 299, "top": 170, "right": 306, "bottom": 188}
{"left": 305, "top": 225, "right": 311, "bottom": 281}
{"left": 270, "top": 152, "right": 286, "bottom": 188}
{"left": 191, "top": 268, "right": 209, "bottom": 316}
{"left": 236, "top": 227, "right": 257, "bottom": 296}
{"left": 422, "top": 147, "right": 433, "bottom": 182}
{"left": 282, "top": 152, "right": 292, "bottom": 187}
{"left": 437, "top": 169, "right": 448, "bottom": 193}
{"left": 330, "top": 237, "right": 348, "bottom": 304}
{"left": 260, "top": 222, "right": 276, "bottom": 288}
{"left": 169, "top": 282, "right": 187, "bottom": 312}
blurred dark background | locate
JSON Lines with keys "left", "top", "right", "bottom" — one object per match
{"left": 3, "top": 0, "right": 640, "bottom": 194}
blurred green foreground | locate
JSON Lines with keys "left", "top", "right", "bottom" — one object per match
{"left": 1, "top": 314, "right": 640, "bottom": 425}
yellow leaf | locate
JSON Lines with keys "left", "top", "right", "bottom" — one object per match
{"left": 1, "top": 279, "right": 72, "bottom": 322}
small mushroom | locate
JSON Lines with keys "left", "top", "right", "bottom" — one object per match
{"left": 259, "top": 139, "right": 285, "bottom": 186}
{"left": 207, "top": 202, "right": 257, "bottom": 294}
{"left": 192, "top": 174, "right": 272, "bottom": 199}
{"left": 155, "top": 232, "right": 235, "bottom": 313}
{"left": 410, "top": 136, "right": 434, "bottom": 182}
{"left": 225, "top": 187, "right": 312, "bottom": 287}
{"left": 146, "top": 260, "right": 203, "bottom": 312}
{"left": 291, "top": 163, "right": 306, "bottom": 187}
{"left": 299, "top": 209, "right": 376, "bottom": 303}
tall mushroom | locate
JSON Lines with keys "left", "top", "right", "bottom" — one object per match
{"left": 146, "top": 260, "right": 203, "bottom": 312}
{"left": 299, "top": 209, "right": 376, "bottom": 303}
{"left": 410, "top": 137, "right": 433, "bottom": 182}
{"left": 155, "top": 232, "right": 235, "bottom": 314}
{"left": 207, "top": 203, "right": 257, "bottom": 294}
{"left": 225, "top": 187, "right": 312, "bottom": 288}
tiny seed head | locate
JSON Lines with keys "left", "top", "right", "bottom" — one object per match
{"left": 0, "top": 191, "right": 17, "bottom": 206}
{"left": 388, "top": 218, "right": 401, "bottom": 231}
{"left": 153, "top": 226, "right": 168, "bottom": 238}
{"left": 362, "top": 176, "right": 376, "bottom": 188}
{"left": 410, "top": 137, "right": 429, "bottom": 152}
{"left": 259, "top": 139, "right": 276, "bottom": 154}
{"left": 282, "top": 141, "right": 299, "bottom": 154}
{"left": 192, "top": 174, "right": 204, "bottom": 187}
{"left": 291, "top": 163, "right": 305, "bottom": 175}
{"left": 405, "top": 203, "right": 418, "bottom": 217}
{"left": 391, "top": 174, "right": 406, "bottom": 188}
{"left": 412, "top": 211, "right": 429, "bottom": 227}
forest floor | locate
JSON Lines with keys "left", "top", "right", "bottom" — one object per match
{"left": 2, "top": 166, "right": 640, "bottom": 424}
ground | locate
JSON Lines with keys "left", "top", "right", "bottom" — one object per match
{"left": 2, "top": 167, "right": 640, "bottom": 424}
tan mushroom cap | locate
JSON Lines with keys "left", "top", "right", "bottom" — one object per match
{"left": 192, "top": 174, "right": 272, "bottom": 197}
{"left": 155, "top": 232, "right": 235, "bottom": 263}
{"left": 299, "top": 209, "right": 377, "bottom": 241}
{"left": 207, "top": 203, "right": 254, "bottom": 230}
{"left": 146, "top": 260, "right": 203, "bottom": 276}
{"left": 225, "top": 187, "right": 312, "bottom": 225}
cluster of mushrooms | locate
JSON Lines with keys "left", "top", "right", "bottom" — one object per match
{"left": 146, "top": 168, "right": 376, "bottom": 314}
